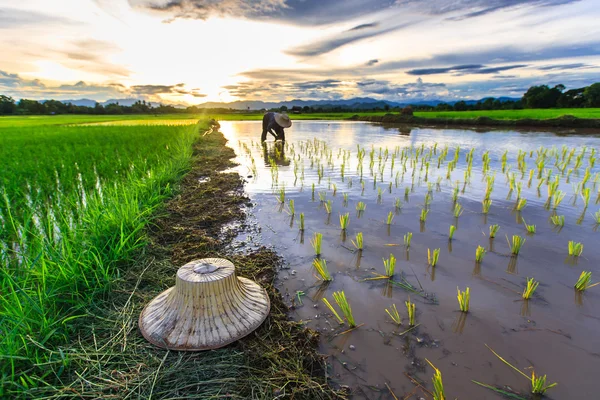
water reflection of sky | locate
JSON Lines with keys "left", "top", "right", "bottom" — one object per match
{"left": 220, "top": 121, "right": 600, "bottom": 210}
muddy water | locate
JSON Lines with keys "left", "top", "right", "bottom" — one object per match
{"left": 220, "top": 120, "right": 600, "bottom": 399}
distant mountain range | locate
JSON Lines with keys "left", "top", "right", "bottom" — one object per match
{"left": 186, "top": 96, "right": 520, "bottom": 110}
{"left": 57, "top": 96, "right": 520, "bottom": 110}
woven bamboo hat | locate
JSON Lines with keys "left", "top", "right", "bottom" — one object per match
{"left": 139, "top": 258, "right": 270, "bottom": 351}
{"left": 274, "top": 113, "right": 292, "bottom": 128}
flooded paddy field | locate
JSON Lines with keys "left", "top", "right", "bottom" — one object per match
{"left": 221, "top": 120, "right": 600, "bottom": 399}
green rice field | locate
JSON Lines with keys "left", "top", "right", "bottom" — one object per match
{"left": 413, "top": 108, "right": 600, "bottom": 120}
{"left": 0, "top": 117, "right": 202, "bottom": 396}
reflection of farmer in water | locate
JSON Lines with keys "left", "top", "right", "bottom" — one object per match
{"left": 262, "top": 141, "right": 291, "bottom": 167}
{"left": 261, "top": 112, "right": 292, "bottom": 142}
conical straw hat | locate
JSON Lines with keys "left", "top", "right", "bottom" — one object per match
{"left": 139, "top": 258, "right": 270, "bottom": 351}
{"left": 274, "top": 113, "right": 292, "bottom": 128}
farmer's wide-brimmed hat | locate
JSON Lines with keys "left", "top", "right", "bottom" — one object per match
{"left": 274, "top": 113, "right": 292, "bottom": 128}
{"left": 139, "top": 258, "right": 270, "bottom": 351}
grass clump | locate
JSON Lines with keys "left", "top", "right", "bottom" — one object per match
{"left": 568, "top": 241, "right": 583, "bottom": 256}
{"left": 457, "top": 287, "right": 470, "bottom": 312}
{"left": 522, "top": 277, "right": 539, "bottom": 299}
{"left": 352, "top": 232, "right": 364, "bottom": 250}
{"left": 312, "top": 258, "right": 332, "bottom": 281}
{"left": 310, "top": 232, "right": 323, "bottom": 256}
{"left": 356, "top": 201, "right": 366, "bottom": 211}
{"left": 428, "top": 248, "right": 440, "bottom": 267}
{"left": 507, "top": 235, "right": 526, "bottom": 255}
{"left": 475, "top": 245, "right": 486, "bottom": 263}
{"left": 385, "top": 304, "right": 402, "bottom": 325}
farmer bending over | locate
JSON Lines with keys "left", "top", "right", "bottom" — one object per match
{"left": 261, "top": 112, "right": 292, "bottom": 142}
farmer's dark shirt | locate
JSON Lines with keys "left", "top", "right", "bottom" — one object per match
{"left": 262, "top": 112, "right": 284, "bottom": 140}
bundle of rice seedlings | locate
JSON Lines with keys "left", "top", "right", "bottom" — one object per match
{"left": 404, "top": 232, "right": 412, "bottom": 248}
{"left": 485, "top": 345, "right": 557, "bottom": 395}
{"left": 515, "top": 198, "right": 527, "bottom": 211}
{"left": 383, "top": 254, "right": 396, "bottom": 278}
{"left": 507, "top": 235, "right": 526, "bottom": 255}
{"left": 475, "top": 245, "right": 486, "bottom": 263}
{"left": 568, "top": 241, "right": 583, "bottom": 256}
{"left": 287, "top": 199, "right": 295, "bottom": 215}
{"left": 322, "top": 298, "right": 344, "bottom": 324}
{"left": 574, "top": 271, "right": 593, "bottom": 291}
{"left": 453, "top": 203, "right": 463, "bottom": 218}
{"left": 420, "top": 208, "right": 429, "bottom": 222}
{"left": 489, "top": 224, "right": 500, "bottom": 238}
{"left": 339, "top": 213, "right": 350, "bottom": 230}
{"left": 522, "top": 277, "right": 539, "bottom": 299}
{"left": 426, "top": 359, "right": 446, "bottom": 400}
{"left": 551, "top": 215, "right": 564, "bottom": 227}
{"left": 385, "top": 304, "right": 402, "bottom": 325}
{"left": 299, "top": 213, "right": 305, "bottom": 231}
{"left": 448, "top": 225, "right": 456, "bottom": 240}
{"left": 386, "top": 211, "right": 394, "bottom": 225}
{"left": 405, "top": 297, "right": 416, "bottom": 326}
{"left": 311, "top": 232, "right": 323, "bottom": 256}
{"left": 351, "top": 232, "right": 363, "bottom": 250}
{"left": 333, "top": 291, "right": 356, "bottom": 327}
{"left": 356, "top": 201, "right": 366, "bottom": 211}
{"left": 523, "top": 220, "right": 536, "bottom": 234}
{"left": 312, "top": 258, "right": 332, "bottom": 281}
{"left": 324, "top": 200, "right": 332, "bottom": 214}
{"left": 277, "top": 188, "right": 285, "bottom": 203}
{"left": 457, "top": 287, "right": 470, "bottom": 312}
{"left": 482, "top": 199, "right": 492, "bottom": 214}
{"left": 428, "top": 248, "right": 440, "bottom": 267}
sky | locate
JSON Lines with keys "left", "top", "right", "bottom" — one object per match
{"left": 0, "top": 0, "right": 599, "bottom": 105}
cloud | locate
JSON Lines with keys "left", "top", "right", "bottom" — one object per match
{"left": 286, "top": 21, "right": 414, "bottom": 57}
{"left": 132, "top": 0, "right": 396, "bottom": 25}
{"left": 366, "top": 59, "right": 379, "bottom": 66}
{"left": 349, "top": 22, "right": 379, "bottom": 31}
{"left": 406, "top": 64, "right": 528, "bottom": 76}
{"left": 538, "top": 63, "right": 593, "bottom": 70}
{"left": 0, "top": 70, "right": 206, "bottom": 101}
{"left": 0, "top": 7, "right": 78, "bottom": 28}
{"left": 405, "top": 64, "right": 483, "bottom": 75}
{"left": 59, "top": 39, "right": 130, "bottom": 77}
{"left": 394, "top": 0, "right": 581, "bottom": 20}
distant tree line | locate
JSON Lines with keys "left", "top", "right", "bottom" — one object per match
{"left": 0, "top": 97, "right": 189, "bottom": 116}
{"left": 1, "top": 82, "right": 599, "bottom": 116}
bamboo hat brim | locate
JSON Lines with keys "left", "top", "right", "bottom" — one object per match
{"left": 274, "top": 113, "right": 292, "bottom": 128}
{"left": 139, "top": 258, "right": 270, "bottom": 351}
